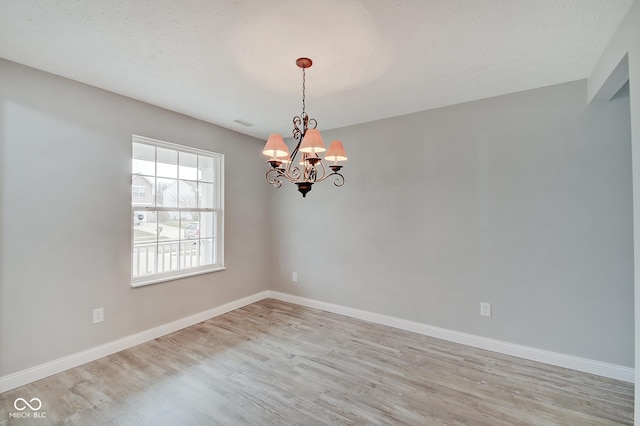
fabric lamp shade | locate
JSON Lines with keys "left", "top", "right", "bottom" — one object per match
{"left": 299, "top": 129, "right": 326, "bottom": 153}
{"left": 325, "top": 140, "right": 348, "bottom": 162}
{"left": 263, "top": 134, "right": 289, "bottom": 158}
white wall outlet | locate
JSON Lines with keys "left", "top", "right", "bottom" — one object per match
{"left": 480, "top": 302, "right": 492, "bottom": 317}
{"left": 93, "top": 307, "right": 104, "bottom": 324}
{"left": 292, "top": 272, "right": 298, "bottom": 282}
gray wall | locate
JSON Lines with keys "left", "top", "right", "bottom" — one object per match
{"left": 269, "top": 79, "right": 634, "bottom": 367}
{"left": 588, "top": 0, "right": 640, "bottom": 414}
{"left": 0, "top": 59, "right": 270, "bottom": 376}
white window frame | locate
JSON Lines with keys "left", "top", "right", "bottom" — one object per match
{"left": 131, "top": 135, "right": 225, "bottom": 287}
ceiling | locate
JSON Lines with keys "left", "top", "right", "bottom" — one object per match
{"left": 0, "top": 0, "right": 633, "bottom": 140}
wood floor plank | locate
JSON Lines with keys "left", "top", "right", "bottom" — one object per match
{"left": 0, "top": 298, "right": 634, "bottom": 425}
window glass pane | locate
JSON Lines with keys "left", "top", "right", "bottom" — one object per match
{"left": 157, "top": 178, "right": 178, "bottom": 207}
{"left": 133, "top": 211, "right": 157, "bottom": 244}
{"left": 132, "top": 178, "right": 154, "bottom": 206}
{"left": 180, "top": 241, "right": 200, "bottom": 269}
{"left": 199, "top": 211, "right": 215, "bottom": 239}
{"left": 198, "top": 182, "right": 215, "bottom": 208}
{"left": 132, "top": 185, "right": 145, "bottom": 198}
{"left": 158, "top": 211, "right": 180, "bottom": 242}
{"left": 157, "top": 241, "right": 179, "bottom": 273}
{"left": 133, "top": 143, "right": 155, "bottom": 176}
{"left": 200, "top": 239, "right": 215, "bottom": 265}
{"left": 157, "top": 148, "right": 178, "bottom": 178}
{"left": 132, "top": 244, "right": 156, "bottom": 277}
{"left": 179, "top": 152, "right": 198, "bottom": 180}
{"left": 198, "top": 156, "right": 215, "bottom": 183}
{"left": 178, "top": 180, "right": 198, "bottom": 208}
{"left": 181, "top": 211, "right": 200, "bottom": 240}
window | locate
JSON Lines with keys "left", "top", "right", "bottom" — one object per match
{"left": 132, "top": 185, "right": 146, "bottom": 198}
{"left": 131, "top": 135, "right": 224, "bottom": 286}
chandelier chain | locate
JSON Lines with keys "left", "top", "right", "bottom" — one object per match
{"left": 301, "top": 67, "right": 306, "bottom": 116}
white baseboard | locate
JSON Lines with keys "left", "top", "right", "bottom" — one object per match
{"left": 0, "top": 291, "right": 270, "bottom": 393}
{"left": 1, "top": 289, "right": 633, "bottom": 393}
{"left": 267, "top": 291, "right": 635, "bottom": 383}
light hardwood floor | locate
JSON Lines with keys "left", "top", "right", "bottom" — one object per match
{"left": 0, "top": 299, "right": 634, "bottom": 425}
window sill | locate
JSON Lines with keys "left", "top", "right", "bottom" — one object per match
{"left": 131, "top": 266, "right": 226, "bottom": 288}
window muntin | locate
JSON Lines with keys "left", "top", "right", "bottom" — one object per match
{"left": 131, "top": 135, "right": 224, "bottom": 286}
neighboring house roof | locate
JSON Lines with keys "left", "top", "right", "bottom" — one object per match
{"left": 132, "top": 175, "right": 154, "bottom": 186}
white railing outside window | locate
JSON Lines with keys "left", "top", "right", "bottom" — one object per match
{"left": 132, "top": 239, "right": 218, "bottom": 277}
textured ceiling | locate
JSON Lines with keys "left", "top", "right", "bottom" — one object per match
{"left": 0, "top": 0, "right": 633, "bottom": 140}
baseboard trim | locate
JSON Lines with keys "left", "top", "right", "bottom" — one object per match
{"left": 267, "top": 291, "right": 634, "bottom": 383}
{"left": 1, "top": 289, "right": 633, "bottom": 393}
{"left": 0, "top": 291, "right": 270, "bottom": 393}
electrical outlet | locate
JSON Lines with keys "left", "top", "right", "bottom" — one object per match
{"left": 292, "top": 272, "right": 298, "bottom": 282}
{"left": 480, "top": 302, "right": 492, "bottom": 317}
{"left": 93, "top": 308, "right": 104, "bottom": 324}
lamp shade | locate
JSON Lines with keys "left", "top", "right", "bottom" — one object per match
{"left": 325, "top": 140, "right": 348, "bottom": 162}
{"left": 299, "top": 129, "right": 326, "bottom": 153}
{"left": 263, "top": 134, "right": 289, "bottom": 158}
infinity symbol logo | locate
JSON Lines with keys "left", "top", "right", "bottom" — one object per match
{"left": 14, "top": 397, "right": 42, "bottom": 411}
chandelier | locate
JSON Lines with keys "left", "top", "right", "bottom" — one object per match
{"left": 263, "top": 57, "right": 347, "bottom": 197}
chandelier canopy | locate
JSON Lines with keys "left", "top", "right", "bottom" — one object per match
{"left": 263, "top": 58, "right": 347, "bottom": 197}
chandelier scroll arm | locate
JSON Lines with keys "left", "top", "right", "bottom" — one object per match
{"left": 315, "top": 165, "right": 345, "bottom": 186}
{"left": 266, "top": 164, "right": 303, "bottom": 186}
{"left": 265, "top": 168, "right": 284, "bottom": 188}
